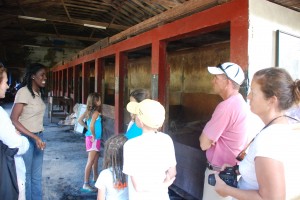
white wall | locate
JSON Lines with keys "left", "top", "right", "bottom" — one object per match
{"left": 248, "top": 0, "right": 300, "bottom": 82}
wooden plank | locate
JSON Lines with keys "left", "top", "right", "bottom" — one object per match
{"left": 173, "top": 141, "right": 207, "bottom": 200}
{"left": 131, "top": 0, "right": 160, "bottom": 16}
{"left": 2, "top": 11, "right": 129, "bottom": 30}
{"left": 61, "top": 0, "right": 72, "bottom": 21}
{"left": 23, "top": 30, "right": 101, "bottom": 42}
{"left": 64, "top": 3, "right": 107, "bottom": 12}
{"left": 110, "top": 0, "right": 220, "bottom": 43}
{"left": 145, "top": 0, "right": 181, "bottom": 8}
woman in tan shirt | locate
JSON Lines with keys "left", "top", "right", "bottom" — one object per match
{"left": 11, "top": 63, "right": 47, "bottom": 200}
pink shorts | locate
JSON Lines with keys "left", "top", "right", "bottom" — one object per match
{"left": 85, "top": 136, "right": 101, "bottom": 152}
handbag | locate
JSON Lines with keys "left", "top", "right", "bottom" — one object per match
{"left": 0, "top": 140, "right": 19, "bottom": 200}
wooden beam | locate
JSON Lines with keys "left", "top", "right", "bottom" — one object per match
{"left": 107, "top": 0, "right": 125, "bottom": 29}
{"left": 0, "top": 29, "right": 101, "bottom": 42}
{"left": 51, "top": 21, "right": 59, "bottom": 35}
{"left": 145, "top": 0, "right": 181, "bottom": 8}
{"left": 0, "top": 40, "right": 86, "bottom": 50}
{"left": 131, "top": 0, "right": 159, "bottom": 16}
{"left": 61, "top": 0, "right": 72, "bottom": 22}
{"left": 1, "top": 11, "right": 129, "bottom": 30}
{"left": 64, "top": 3, "right": 107, "bottom": 12}
{"left": 0, "top": 17, "right": 16, "bottom": 28}
{"left": 109, "top": 0, "right": 220, "bottom": 43}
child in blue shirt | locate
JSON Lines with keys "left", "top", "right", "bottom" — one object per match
{"left": 78, "top": 93, "right": 102, "bottom": 192}
{"left": 125, "top": 89, "right": 150, "bottom": 139}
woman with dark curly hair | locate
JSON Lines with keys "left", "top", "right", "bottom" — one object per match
{"left": 10, "top": 63, "right": 47, "bottom": 200}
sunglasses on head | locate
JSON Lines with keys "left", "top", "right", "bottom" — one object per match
{"left": 216, "top": 63, "right": 229, "bottom": 78}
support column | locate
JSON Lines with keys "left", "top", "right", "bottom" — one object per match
{"left": 73, "top": 65, "right": 79, "bottom": 103}
{"left": 58, "top": 71, "right": 62, "bottom": 96}
{"left": 151, "top": 40, "right": 167, "bottom": 104}
{"left": 230, "top": 1, "right": 248, "bottom": 69}
{"left": 66, "top": 67, "right": 71, "bottom": 98}
{"left": 95, "top": 58, "right": 103, "bottom": 94}
{"left": 114, "top": 51, "right": 126, "bottom": 134}
{"left": 230, "top": 0, "right": 248, "bottom": 98}
{"left": 53, "top": 72, "right": 57, "bottom": 96}
{"left": 82, "top": 62, "right": 90, "bottom": 104}
{"left": 152, "top": 40, "right": 168, "bottom": 131}
{"left": 62, "top": 69, "right": 66, "bottom": 96}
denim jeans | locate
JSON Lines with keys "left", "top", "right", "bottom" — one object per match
{"left": 23, "top": 132, "right": 44, "bottom": 200}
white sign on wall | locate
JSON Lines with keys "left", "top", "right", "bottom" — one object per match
{"left": 276, "top": 30, "right": 300, "bottom": 80}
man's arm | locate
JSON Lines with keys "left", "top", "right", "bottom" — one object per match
{"left": 199, "top": 132, "right": 214, "bottom": 151}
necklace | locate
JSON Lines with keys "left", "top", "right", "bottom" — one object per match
{"left": 236, "top": 115, "right": 299, "bottom": 161}
{"left": 261, "top": 115, "right": 284, "bottom": 131}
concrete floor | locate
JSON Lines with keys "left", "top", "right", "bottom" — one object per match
{"left": 2, "top": 102, "right": 188, "bottom": 200}
{"left": 3, "top": 102, "right": 99, "bottom": 199}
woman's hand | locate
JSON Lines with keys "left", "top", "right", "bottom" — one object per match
{"left": 215, "top": 173, "right": 229, "bottom": 197}
{"left": 221, "top": 164, "right": 240, "bottom": 175}
{"left": 90, "top": 135, "right": 95, "bottom": 142}
{"left": 163, "top": 176, "right": 176, "bottom": 187}
{"left": 35, "top": 137, "right": 46, "bottom": 150}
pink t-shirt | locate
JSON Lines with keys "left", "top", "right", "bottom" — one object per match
{"left": 203, "top": 93, "right": 248, "bottom": 166}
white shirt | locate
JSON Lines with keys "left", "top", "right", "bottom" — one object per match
{"left": 238, "top": 123, "right": 300, "bottom": 199}
{"left": 123, "top": 132, "right": 176, "bottom": 200}
{"left": 0, "top": 106, "right": 29, "bottom": 184}
{"left": 95, "top": 168, "right": 128, "bottom": 200}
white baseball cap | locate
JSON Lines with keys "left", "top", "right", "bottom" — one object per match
{"left": 207, "top": 62, "right": 245, "bottom": 85}
{"left": 126, "top": 99, "right": 165, "bottom": 129}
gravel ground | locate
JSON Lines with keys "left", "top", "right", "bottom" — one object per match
{"left": 42, "top": 122, "right": 100, "bottom": 200}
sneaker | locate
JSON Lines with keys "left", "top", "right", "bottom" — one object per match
{"left": 81, "top": 183, "right": 97, "bottom": 193}
{"left": 91, "top": 180, "right": 96, "bottom": 187}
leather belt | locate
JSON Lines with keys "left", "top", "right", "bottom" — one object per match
{"left": 206, "top": 162, "right": 221, "bottom": 171}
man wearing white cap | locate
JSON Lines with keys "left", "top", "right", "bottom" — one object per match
{"left": 123, "top": 99, "right": 177, "bottom": 200}
{"left": 199, "top": 62, "right": 249, "bottom": 200}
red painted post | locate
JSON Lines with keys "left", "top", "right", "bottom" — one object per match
{"left": 82, "top": 62, "right": 90, "bottom": 104}
{"left": 73, "top": 65, "right": 79, "bottom": 103}
{"left": 114, "top": 51, "right": 126, "bottom": 134}
{"left": 67, "top": 67, "right": 72, "bottom": 98}
{"left": 152, "top": 40, "right": 167, "bottom": 105}
{"left": 58, "top": 71, "right": 62, "bottom": 96}
{"left": 95, "top": 58, "right": 102, "bottom": 94}
{"left": 53, "top": 72, "right": 57, "bottom": 96}
{"left": 230, "top": 0, "right": 249, "bottom": 70}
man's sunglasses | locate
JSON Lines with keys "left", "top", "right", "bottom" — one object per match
{"left": 216, "top": 63, "right": 229, "bottom": 79}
